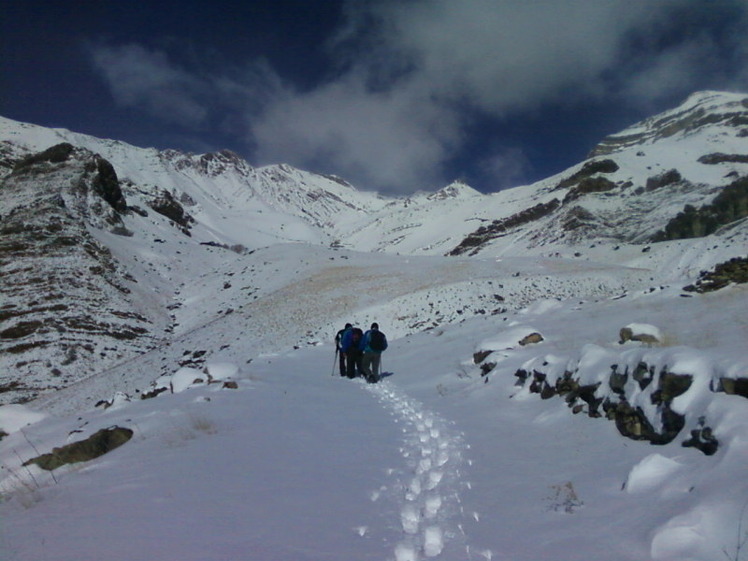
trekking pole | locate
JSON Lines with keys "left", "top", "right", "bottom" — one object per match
{"left": 331, "top": 348, "right": 338, "bottom": 377}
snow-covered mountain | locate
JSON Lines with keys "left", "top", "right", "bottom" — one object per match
{"left": 0, "top": 91, "right": 746, "bottom": 561}
{"left": 1, "top": 91, "right": 746, "bottom": 403}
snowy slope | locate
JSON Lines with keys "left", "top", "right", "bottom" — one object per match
{"left": 0, "top": 249, "right": 745, "bottom": 560}
{"left": 0, "top": 91, "right": 747, "bottom": 561}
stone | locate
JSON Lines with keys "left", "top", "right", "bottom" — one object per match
{"left": 473, "top": 350, "right": 493, "bottom": 364}
{"left": 682, "top": 426, "right": 719, "bottom": 455}
{"left": 23, "top": 426, "right": 133, "bottom": 471}
{"left": 720, "top": 377, "right": 748, "bottom": 399}
{"left": 519, "top": 332, "right": 544, "bottom": 346}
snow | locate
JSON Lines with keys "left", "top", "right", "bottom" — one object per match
{"left": 623, "top": 322, "right": 662, "bottom": 341}
{"left": 1, "top": 262, "right": 745, "bottom": 560}
{"left": 0, "top": 405, "right": 47, "bottom": 435}
{"left": 1, "top": 92, "right": 747, "bottom": 560}
{"left": 625, "top": 454, "right": 683, "bottom": 494}
{"left": 475, "top": 325, "right": 542, "bottom": 352}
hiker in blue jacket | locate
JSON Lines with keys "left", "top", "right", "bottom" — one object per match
{"left": 340, "top": 325, "right": 364, "bottom": 379}
{"left": 334, "top": 323, "right": 352, "bottom": 377}
{"left": 361, "top": 322, "right": 387, "bottom": 383}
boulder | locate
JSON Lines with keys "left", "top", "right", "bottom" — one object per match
{"left": 23, "top": 426, "right": 133, "bottom": 471}
{"left": 719, "top": 377, "right": 748, "bottom": 399}
{"left": 619, "top": 324, "right": 662, "bottom": 345}
{"left": 519, "top": 332, "right": 544, "bottom": 346}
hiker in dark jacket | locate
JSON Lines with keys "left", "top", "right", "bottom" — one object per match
{"left": 361, "top": 322, "right": 387, "bottom": 383}
{"left": 341, "top": 325, "right": 364, "bottom": 379}
{"left": 334, "top": 323, "right": 352, "bottom": 377}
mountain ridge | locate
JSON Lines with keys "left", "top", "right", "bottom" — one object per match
{"left": 1, "top": 90, "right": 747, "bottom": 405}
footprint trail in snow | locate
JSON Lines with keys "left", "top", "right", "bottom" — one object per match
{"left": 363, "top": 380, "right": 486, "bottom": 560}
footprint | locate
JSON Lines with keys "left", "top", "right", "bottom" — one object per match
{"left": 424, "top": 495, "right": 442, "bottom": 518}
{"left": 401, "top": 504, "right": 420, "bottom": 534}
{"left": 426, "top": 471, "right": 443, "bottom": 490}
{"left": 394, "top": 543, "right": 418, "bottom": 561}
{"left": 423, "top": 526, "right": 444, "bottom": 557}
{"left": 417, "top": 458, "right": 432, "bottom": 474}
{"left": 406, "top": 476, "right": 422, "bottom": 500}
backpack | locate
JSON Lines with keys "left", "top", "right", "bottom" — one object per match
{"left": 369, "top": 329, "right": 387, "bottom": 352}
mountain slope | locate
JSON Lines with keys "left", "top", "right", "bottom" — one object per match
{"left": 1, "top": 91, "right": 747, "bottom": 405}
{"left": 0, "top": 92, "right": 747, "bottom": 561}
{"left": 0, "top": 247, "right": 745, "bottom": 561}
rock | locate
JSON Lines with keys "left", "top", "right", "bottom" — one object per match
{"left": 655, "top": 372, "right": 692, "bottom": 404}
{"left": 683, "top": 256, "right": 748, "bottom": 293}
{"left": 473, "top": 350, "right": 493, "bottom": 364}
{"left": 148, "top": 190, "right": 195, "bottom": 232}
{"left": 608, "top": 367, "right": 628, "bottom": 394}
{"left": 719, "top": 377, "right": 748, "bottom": 399}
{"left": 141, "top": 387, "right": 168, "bottom": 400}
{"left": 91, "top": 156, "right": 127, "bottom": 213}
{"left": 619, "top": 324, "right": 661, "bottom": 345}
{"left": 632, "top": 361, "right": 655, "bottom": 389}
{"left": 519, "top": 332, "right": 544, "bottom": 346}
{"left": 23, "top": 426, "right": 133, "bottom": 471}
{"left": 645, "top": 169, "right": 682, "bottom": 191}
{"left": 682, "top": 426, "right": 719, "bottom": 455}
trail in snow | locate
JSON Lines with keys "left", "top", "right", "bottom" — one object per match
{"left": 363, "top": 380, "right": 489, "bottom": 561}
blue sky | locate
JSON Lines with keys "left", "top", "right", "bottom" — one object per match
{"left": 2, "top": 1, "right": 747, "bottom": 194}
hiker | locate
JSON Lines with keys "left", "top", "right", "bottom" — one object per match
{"left": 361, "top": 322, "right": 388, "bottom": 383}
{"left": 334, "top": 323, "right": 352, "bottom": 377}
{"left": 341, "top": 325, "right": 364, "bottom": 379}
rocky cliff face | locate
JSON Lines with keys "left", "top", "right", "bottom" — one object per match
{"left": 0, "top": 144, "right": 167, "bottom": 403}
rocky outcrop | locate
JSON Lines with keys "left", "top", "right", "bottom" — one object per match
{"left": 645, "top": 169, "right": 682, "bottom": 192}
{"left": 23, "top": 426, "right": 133, "bottom": 470}
{"left": 473, "top": 323, "right": 748, "bottom": 456}
{"left": 554, "top": 159, "right": 620, "bottom": 191}
{"left": 683, "top": 256, "right": 748, "bottom": 293}
{"left": 148, "top": 190, "right": 194, "bottom": 234}
{"left": 697, "top": 153, "right": 748, "bottom": 165}
{"left": 0, "top": 146, "right": 160, "bottom": 405}
{"left": 448, "top": 199, "right": 560, "bottom": 256}
{"left": 651, "top": 176, "right": 748, "bottom": 241}
{"left": 562, "top": 177, "right": 616, "bottom": 203}
{"left": 510, "top": 360, "right": 712, "bottom": 452}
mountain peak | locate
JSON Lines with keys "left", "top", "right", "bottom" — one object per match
{"left": 427, "top": 181, "right": 482, "bottom": 201}
{"left": 590, "top": 90, "right": 748, "bottom": 157}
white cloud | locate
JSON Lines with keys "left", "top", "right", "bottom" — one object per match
{"left": 478, "top": 147, "right": 532, "bottom": 191}
{"left": 87, "top": 1, "right": 748, "bottom": 193}
{"left": 249, "top": 0, "right": 748, "bottom": 192}
{"left": 249, "top": 71, "right": 463, "bottom": 193}
{"left": 90, "top": 44, "right": 209, "bottom": 127}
